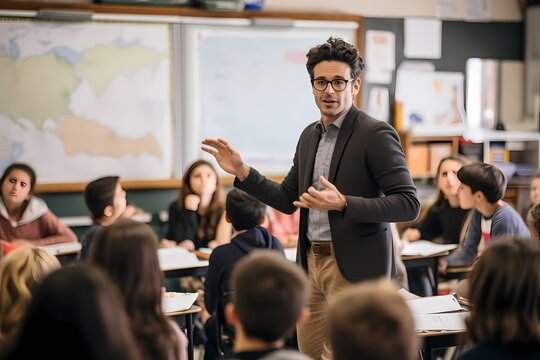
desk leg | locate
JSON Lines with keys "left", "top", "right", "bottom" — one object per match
{"left": 187, "top": 313, "right": 194, "bottom": 360}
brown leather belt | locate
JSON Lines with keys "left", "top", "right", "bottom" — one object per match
{"left": 311, "top": 242, "right": 333, "bottom": 256}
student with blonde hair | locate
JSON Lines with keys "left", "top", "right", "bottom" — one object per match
{"left": 0, "top": 245, "right": 60, "bottom": 349}
{"left": 458, "top": 236, "right": 540, "bottom": 359}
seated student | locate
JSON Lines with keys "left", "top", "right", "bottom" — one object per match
{"left": 264, "top": 207, "right": 300, "bottom": 248}
{"left": 0, "top": 245, "right": 60, "bottom": 350}
{"left": 0, "top": 163, "right": 77, "bottom": 246}
{"left": 164, "top": 160, "right": 231, "bottom": 250}
{"left": 2, "top": 265, "right": 140, "bottom": 360}
{"left": 527, "top": 202, "right": 540, "bottom": 240}
{"left": 224, "top": 251, "right": 311, "bottom": 360}
{"left": 458, "top": 236, "right": 540, "bottom": 360}
{"left": 328, "top": 279, "right": 419, "bottom": 360}
{"left": 80, "top": 176, "right": 126, "bottom": 259}
{"left": 88, "top": 219, "right": 188, "bottom": 360}
{"left": 529, "top": 170, "right": 540, "bottom": 207}
{"left": 440, "top": 163, "right": 529, "bottom": 272}
{"left": 204, "top": 189, "right": 284, "bottom": 359}
{"left": 401, "top": 155, "right": 471, "bottom": 245}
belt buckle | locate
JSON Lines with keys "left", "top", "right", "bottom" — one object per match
{"left": 312, "top": 242, "right": 331, "bottom": 256}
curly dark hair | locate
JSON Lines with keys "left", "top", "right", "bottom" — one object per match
{"left": 306, "top": 37, "right": 365, "bottom": 80}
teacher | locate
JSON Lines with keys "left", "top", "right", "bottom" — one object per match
{"left": 202, "top": 37, "right": 419, "bottom": 359}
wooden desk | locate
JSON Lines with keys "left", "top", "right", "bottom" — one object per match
{"left": 418, "top": 330, "right": 467, "bottom": 360}
{"left": 402, "top": 252, "right": 449, "bottom": 295}
{"left": 161, "top": 261, "right": 209, "bottom": 279}
{"left": 444, "top": 265, "right": 473, "bottom": 281}
{"left": 166, "top": 305, "right": 201, "bottom": 360}
{"left": 39, "top": 242, "right": 81, "bottom": 265}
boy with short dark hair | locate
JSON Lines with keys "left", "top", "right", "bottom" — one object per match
{"left": 204, "top": 189, "right": 284, "bottom": 358}
{"left": 80, "top": 176, "right": 126, "bottom": 259}
{"left": 329, "top": 280, "right": 418, "bottom": 360}
{"left": 440, "top": 163, "right": 529, "bottom": 271}
{"left": 225, "top": 251, "right": 311, "bottom": 360}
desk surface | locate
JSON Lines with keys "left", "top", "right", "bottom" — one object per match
{"left": 165, "top": 305, "right": 201, "bottom": 317}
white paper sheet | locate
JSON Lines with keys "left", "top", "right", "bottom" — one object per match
{"left": 401, "top": 240, "right": 458, "bottom": 256}
{"left": 414, "top": 312, "right": 468, "bottom": 331}
{"left": 404, "top": 18, "right": 442, "bottom": 59}
{"left": 162, "top": 292, "right": 199, "bottom": 313}
{"left": 284, "top": 248, "right": 297, "bottom": 262}
{"left": 407, "top": 294, "right": 464, "bottom": 314}
{"left": 158, "top": 247, "right": 201, "bottom": 269}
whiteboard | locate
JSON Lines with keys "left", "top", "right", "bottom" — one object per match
{"left": 180, "top": 22, "right": 357, "bottom": 175}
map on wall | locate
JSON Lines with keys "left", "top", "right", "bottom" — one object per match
{"left": 0, "top": 20, "right": 173, "bottom": 183}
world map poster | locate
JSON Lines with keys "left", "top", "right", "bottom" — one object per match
{"left": 0, "top": 20, "right": 173, "bottom": 183}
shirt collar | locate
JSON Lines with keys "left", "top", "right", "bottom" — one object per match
{"left": 315, "top": 113, "right": 347, "bottom": 134}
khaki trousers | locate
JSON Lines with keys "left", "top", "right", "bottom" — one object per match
{"left": 297, "top": 246, "right": 352, "bottom": 360}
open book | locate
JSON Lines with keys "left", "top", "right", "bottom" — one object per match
{"left": 401, "top": 240, "right": 458, "bottom": 256}
{"left": 162, "top": 292, "right": 199, "bottom": 313}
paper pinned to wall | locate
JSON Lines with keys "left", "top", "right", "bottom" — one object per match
{"left": 436, "top": 0, "right": 461, "bottom": 19}
{"left": 365, "top": 30, "right": 395, "bottom": 84}
{"left": 466, "top": 0, "right": 491, "bottom": 21}
{"left": 404, "top": 18, "right": 442, "bottom": 59}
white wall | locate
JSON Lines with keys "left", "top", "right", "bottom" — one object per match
{"left": 264, "top": 0, "right": 522, "bottom": 22}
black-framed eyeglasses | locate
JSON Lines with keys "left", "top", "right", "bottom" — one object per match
{"left": 310, "top": 78, "right": 353, "bottom": 92}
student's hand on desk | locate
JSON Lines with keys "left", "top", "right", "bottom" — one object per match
{"left": 439, "top": 259, "right": 448, "bottom": 274}
{"left": 201, "top": 138, "right": 250, "bottom": 181}
{"left": 178, "top": 240, "right": 196, "bottom": 251}
{"left": 293, "top": 176, "right": 347, "bottom": 211}
{"left": 402, "top": 228, "right": 421, "bottom": 242}
{"left": 160, "top": 239, "right": 177, "bottom": 248}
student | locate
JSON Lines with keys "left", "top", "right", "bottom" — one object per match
{"left": 0, "top": 245, "right": 60, "bottom": 350}
{"left": 80, "top": 176, "right": 126, "bottom": 259}
{"left": 0, "top": 163, "right": 77, "bottom": 246}
{"left": 224, "top": 251, "right": 311, "bottom": 360}
{"left": 2, "top": 265, "right": 140, "bottom": 360}
{"left": 328, "top": 279, "right": 419, "bottom": 360}
{"left": 440, "top": 163, "right": 529, "bottom": 271}
{"left": 204, "top": 189, "right": 284, "bottom": 359}
{"left": 265, "top": 207, "right": 300, "bottom": 248}
{"left": 527, "top": 202, "right": 540, "bottom": 240}
{"left": 202, "top": 37, "right": 419, "bottom": 359}
{"left": 88, "top": 219, "right": 188, "bottom": 360}
{"left": 529, "top": 170, "right": 540, "bottom": 206}
{"left": 401, "top": 156, "right": 471, "bottom": 296}
{"left": 164, "top": 160, "right": 231, "bottom": 250}
{"left": 458, "top": 236, "right": 540, "bottom": 360}
{"left": 401, "top": 155, "right": 471, "bottom": 245}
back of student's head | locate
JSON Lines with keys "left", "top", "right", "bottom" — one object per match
{"left": 467, "top": 236, "right": 540, "bottom": 346}
{"left": 88, "top": 219, "right": 180, "bottom": 360}
{"left": 4, "top": 265, "right": 140, "bottom": 360}
{"left": 231, "top": 250, "right": 309, "bottom": 342}
{"left": 0, "top": 245, "right": 60, "bottom": 349}
{"left": 329, "top": 280, "right": 418, "bottom": 360}
{"left": 226, "top": 189, "right": 266, "bottom": 231}
{"left": 84, "top": 176, "right": 120, "bottom": 220}
{"left": 0, "top": 163, "right": 37, "bottom": 195}
{"left": 457, "top": 163, "right": 507, "bottom": 203}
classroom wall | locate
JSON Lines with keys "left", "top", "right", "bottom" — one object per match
{"left": 24, "top": 0, "right": 523, "bottom": 230}
{"left": 265, "top": 0, "right": 522, "bottom": 21}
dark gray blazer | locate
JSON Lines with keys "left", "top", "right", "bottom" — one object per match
{"left": 235, "top": 106, "right": 420, "bottom": 282}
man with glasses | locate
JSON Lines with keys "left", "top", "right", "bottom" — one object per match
{"left": 202, "top": 37, "right": 419, "bottom": 359}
